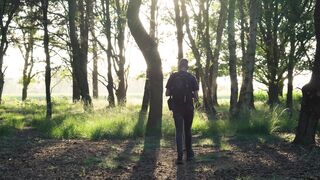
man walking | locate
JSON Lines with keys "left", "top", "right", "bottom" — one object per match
{"left": 166, "top": 58, "right": 199, "bottom": 164}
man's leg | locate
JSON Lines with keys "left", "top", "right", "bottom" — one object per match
{"left": 173, "top": 111, "right": 184, "bottom": 163}
{"left": 184, "top": 108, "right": 194, "bottom": 160}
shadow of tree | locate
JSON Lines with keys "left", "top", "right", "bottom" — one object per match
{"left": 129, "top": 135, "right": 161, "bottom": 179}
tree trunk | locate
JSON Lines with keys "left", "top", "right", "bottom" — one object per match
{"left": 68, "top": 0, "right": 92, "bottom": 107}
{"left": 228, "top": 0, "right": 238, "bottom": 116}
{"left": 114, "top": 0, "right": 127, "bottom": 106}
{"left": 209, "top": 0, "right": 228, "bottom": 106}
{"left": 140, "top": 76, "right": 150, "bottom": 113}
{"left": 287, "top": 28, "right": 296, "bottom": 115}
{"left": 116, "top": 64, "right": 126, "bottom": 105}
{"left": 181, "top": 0, "right": 216, "bottom": 117}
{"left": 293, "top": 0, "right": 320, "bottom": 146}
{"left": 238, "top": 0, "right": 248, "bottom": 83}
{"left": 150, "top": 0, "right": 157, "bottom": 40}
{"left": 42, "top": 0, "right": 52, "bottom": 119}
{"left": 173, "top": 0, "right": 184, "bottom": 61}
{"left": 141, "top": 0, "right": 158, "bottom": 113}
{"left": 22, "top": 84, "right": 28, "bottom": 101}
{"left": 259, "top": 0, "right": 284, "bottom": 107}
{"left": 127, "top": 0, "right": 163, "bottom": 136}
{"left": 20, "top": 25, "right": 35, "bottom": 102}
{"left": 0, "top": 72, "right": 4, "bottom": 104}
{"left": 237, "top": 0, "right": 259, "bottom": 113}
{"left": 72, "top": 69, "right": 81, "bottom": 102}
{"left": 91, "top": 28, "right": 99, "bottom": 99}
{"left": 0, "top": 1, "right": 19, "bottom": 104}
{"left": 268, "top": 81, "right": 280, "bottom": 107}
{"left": 103, "top": 0, "right": 115, "bottom": 107}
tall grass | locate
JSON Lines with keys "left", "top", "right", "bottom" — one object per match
{"left": 0, "top": 94, "right": 301, "bottom": 139}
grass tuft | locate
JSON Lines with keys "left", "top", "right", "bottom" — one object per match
{"left": 0, "top": 95, "right": 303, "bottom": 140}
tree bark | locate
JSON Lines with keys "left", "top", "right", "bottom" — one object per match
{"left": 149, "top": 0, "right": 157, "bottom": 40}
{"left": 92, "top": 40, "right": 99, "bottom": 99}
{"left": 293, "top": 0, "right": 320, "bottom": 146}
{"left": 114, "top": 0, "right": 127, "bottom": 106}
{"left": 228, "top": 0, "right": 238, "bottom": 116}
{"left": 237, "top": 0, "right": 259, "bottom": 113}
{"left": 72, "top": 67, "right": 81, "bottom": 102}
{"left": 127, "top": 0, "right": 163, "bottom": 136}
{"left": 91, "top": 22, "right": 99, "bottom": 99}
{"left": 140, "top": 0, "right": 158, "bottom": 113}
{"left": 42, "top": 0, "right": 52, "bottom": 119}
{"left": 286, "top": 2, "right": 298, "bottom": 115}
{"left": 209, "top": 0, "right": 228, "bottom": 106}
{"left": 238, "top": 0, "right": 248, "bottom": 81}
{"left": 286, "top": 38, "right": 295, "bottom": 114}
{"left": 173, "top": 0, "right": 184, "bottom": 61}
{"left": 68, "top": 0, "right": 92, "bottom": 107}
{"left": 140, "top": 75, "right": 150, "bottom": 113}
{"left": 102, "top": 0, "right": 116, "bottom": 107}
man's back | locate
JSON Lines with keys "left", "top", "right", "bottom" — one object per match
{"left": 166, "top": 71, "right": 198, "bottom": 107}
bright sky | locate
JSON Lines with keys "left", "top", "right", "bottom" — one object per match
{"left": 2, "top": 1, "right": 313, "bottom": 96}
{"left": 4, "top": 1, "right": 180, "bottom": 80}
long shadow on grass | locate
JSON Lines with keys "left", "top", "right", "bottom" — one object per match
{"left": 133, "top": 111, "right": 147, "bottom": 137}
{"left": 221, "top": 135, "right": 318, "bottom": 178}
{"left": 109, "top": 111, "right": 147, "bottom": 165}
{"left": 126, "top": 110, "right": 161, "bottom": 179}
{"left": 129, "top": 135, "right": 161, "bottom": 179}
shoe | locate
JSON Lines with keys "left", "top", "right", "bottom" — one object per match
{"left": 187, "top": 151, "right": 194, "bottom": 161}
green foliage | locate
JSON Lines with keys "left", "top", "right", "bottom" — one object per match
{"left": 254, "top": 90, "right": 269, "bottom": 102}
{"left": 0, "top": 95, "right": 304, "bottom": 140}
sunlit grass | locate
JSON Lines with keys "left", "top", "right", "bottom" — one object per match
{"left": 0, "top": 92, "right": 303, "bottom": 140}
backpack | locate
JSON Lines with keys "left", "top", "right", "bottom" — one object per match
{"left": 171, "top": 72, "right": 192, "bottom": 105}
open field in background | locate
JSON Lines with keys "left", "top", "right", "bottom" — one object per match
{"left": 0, "top": 90, "right": 312, "bottom": 140}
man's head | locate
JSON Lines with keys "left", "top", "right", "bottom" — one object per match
{"left": 178, "top": 58, "right": 189, "bottom": 71}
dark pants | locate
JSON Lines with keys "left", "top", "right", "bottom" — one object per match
{"left": 173, "top": 105, "right": 194, "bottom": 158}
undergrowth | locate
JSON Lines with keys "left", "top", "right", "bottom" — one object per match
{"left": 0, "top": 93, "right": 302, "bottom": 140}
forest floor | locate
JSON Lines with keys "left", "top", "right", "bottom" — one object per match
{"left": 1, "top": 128, "right": 320, "bottom": 179}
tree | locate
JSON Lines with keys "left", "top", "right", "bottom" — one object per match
{"left": 127, "top": 0, "right": 163, "bottom": 136}
{"left": 173, "top": 0, "right": 184, "bottom": 61}
{"left": 140, "top": 0, "right": 158, "bottom": 113}
{"left": 181, "top": 0, "right": 216, "bottom": 117}
{"left": 257, "top": 0, "right": 289, "bottom": 107}
{"left": 286, "top": 0, "right": 314, "bottom": 114}
{"left": 13, "top": 4, "right": 38, "bottom": 101}
{"left": 91, "top": 0, "right": 99, "bottom": 99}
{"left": 96, "top": 0, "right": 116, "bottom": 107}
{"left": 293, "top": 0, "right": 320, "bottom": 146}
{"left": 237, "top": 0, "right": 260, "bottom": 113}
{"left": 228, "top": 0, "right": 238, "bottom": 116}
{"left": 95, "top": 0, "right": 128, "bottom": 106}
{"left": 113, "top": 0, "right": 128, "bottom": 105}
{"left": 255, "top": 0, "right": 314, "bottom": 108}
{"left": 91, "top": 30, "right": 99, "bottom": 99}
{"left": 67, "top": 0, "right": 93, "bottom": 107}
{"left": 208, "top": 0, "right": 228, "bottom": 106}
{"left": 0, "top": 0, "right": 20, "bottom": 104}
{"left": 41, "top": 0, "right": 52, "bottom": 118}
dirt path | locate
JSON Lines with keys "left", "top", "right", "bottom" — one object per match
{"left": 1, "top": 129, "right": 320, "bottom": 179}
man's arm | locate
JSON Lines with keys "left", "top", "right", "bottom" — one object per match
{"left": 165, "top": 89, "right": 171, "bottom": 96}
{"left": 193, "top": 90, "right": 199, "bottom": 102}
{"left": 165, "top": 73, "right": 174, "bottom": 97}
